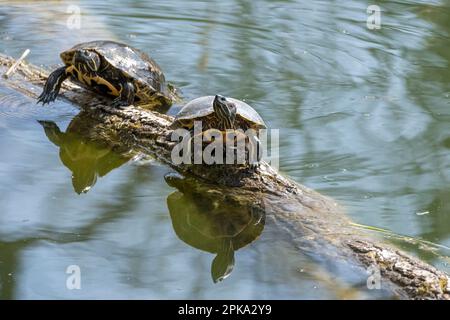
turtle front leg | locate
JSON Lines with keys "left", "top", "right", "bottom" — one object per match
{"left": 111, "top": 81, "right": 135, "bottom": 108}
{"left": 248, "top": 135, "right": 263, "bottom": 169}
{"left": 37, "top": 66, "right": 69, "bottom": 105}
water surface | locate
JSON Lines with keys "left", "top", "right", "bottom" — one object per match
{"left": 0, "top": 0, "right": 449, "bottom": 299}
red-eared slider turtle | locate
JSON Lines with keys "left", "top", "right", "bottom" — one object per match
{"left": 172, "top": 95, "right": 267, "bottom": 166}
{"left": 37, "top": 40, "right": 173, "bottom": 108}
{"left": 173, "top": 95, "right": 266, "bottom": 131}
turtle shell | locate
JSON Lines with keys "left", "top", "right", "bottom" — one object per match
{"left": 175, "top": 96, "right": 266, "bottom": 130}
{"left": 60, "top": 40, "right": 171, "bottom": 106}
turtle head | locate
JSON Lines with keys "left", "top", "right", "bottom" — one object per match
{"left": 213, "top": 95, "right": 237, "bottom": 130}
{"left": 73, "top": 49, "right": 101, "bottom": 75}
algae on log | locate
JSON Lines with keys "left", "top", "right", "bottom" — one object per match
{"left": 1, "top": 53, "right": 449, "bottom": 300}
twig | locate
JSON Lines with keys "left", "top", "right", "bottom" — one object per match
{"left": 3, "top": 49, "right": 30, "bottom": 79}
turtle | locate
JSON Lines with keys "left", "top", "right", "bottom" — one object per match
{"left": 173, "top": 95, "right": 266, "bottom": 132}
{"left": 172, "top": 95, "right": 267, "bottom": 166}
{"left": 37, "top": 40, "right": 174, "bottom": 108}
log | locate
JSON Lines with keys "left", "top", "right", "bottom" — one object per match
{"left": 1, "top": 53, "right": 449, "bottom": 300}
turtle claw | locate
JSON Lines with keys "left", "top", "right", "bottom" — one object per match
{"left": 110, "top": 97, "right": 130, "bottom": 108}
{"left": 37, "top": 90, "right": 58, "bottom": 105}
{"left": 37, "top": 66, "right": 68, "bottom": 106}
{"left": 249, "top": 162, "right": 260, "bottom": 170}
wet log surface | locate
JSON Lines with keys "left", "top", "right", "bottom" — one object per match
{"left": 1, "top": 53, "right": 449, "bottom": 299}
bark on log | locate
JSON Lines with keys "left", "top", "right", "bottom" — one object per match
{"left": 1, "top": 53, "right": 449, "bottom": 300}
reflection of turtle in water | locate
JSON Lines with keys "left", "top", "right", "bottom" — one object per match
{"left": 172, "top": 95, "right": 267, "bottom": 167}
{"left": 38, "top": 114, "right": 132, "bottom": 194}
{"left": 38, "top": 41, "right": 176, "bottom": 110}
{"left": 165, "top": 172, "right": 265, "bottom": 282}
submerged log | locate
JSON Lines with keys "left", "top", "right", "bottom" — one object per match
{"left": 0, "top": 53, "right": 449, "bottom": 299}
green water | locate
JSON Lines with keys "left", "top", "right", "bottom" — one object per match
{"left": 0, "top": 0, "right": 449, "bottom": 299}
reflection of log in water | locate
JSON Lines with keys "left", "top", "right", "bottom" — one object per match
{"left": 0, "top": 53, "right": 449, "bottom": 299}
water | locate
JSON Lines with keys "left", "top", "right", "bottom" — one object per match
{"left": 0, "top": 0, "right": 449, "bottom": 299}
